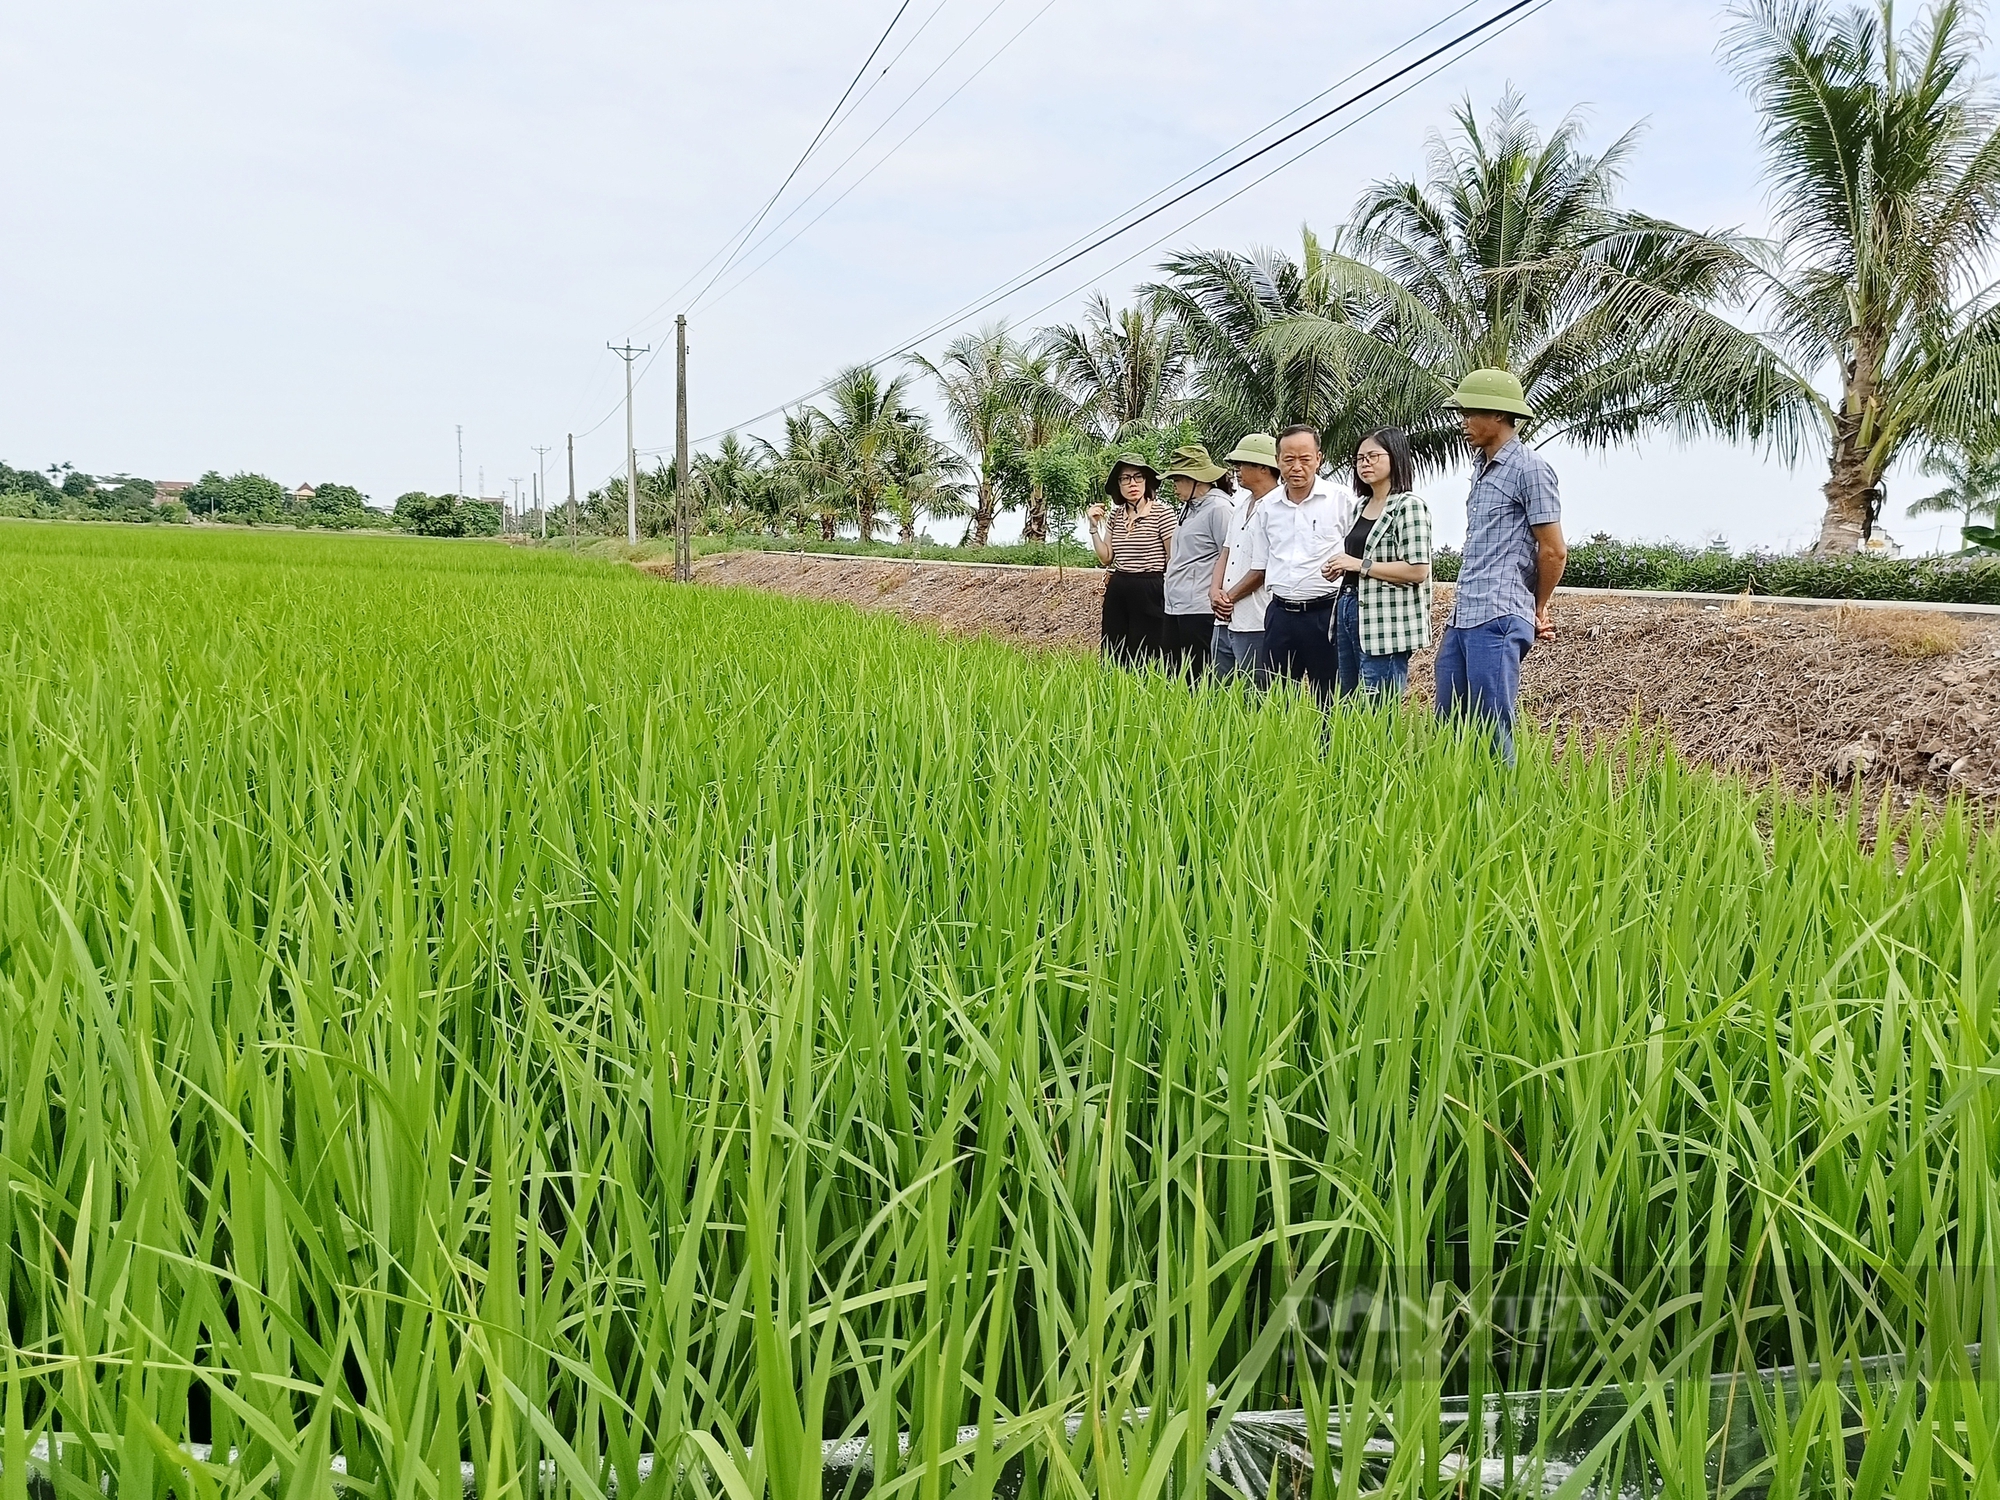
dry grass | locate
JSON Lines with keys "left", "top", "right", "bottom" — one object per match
{"left": 1833, "top": 603, "right": 1970, "bottom": 657}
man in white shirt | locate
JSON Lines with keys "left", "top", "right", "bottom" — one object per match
{"left": 1234, "top": 425, "right": 1356, "bottom": 704}
{"left": 1210, "top": 433, "right": 1281, "bottom": 682}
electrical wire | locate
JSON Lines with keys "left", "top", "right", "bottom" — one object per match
{"left": 687, "top": 0, "right": 1047, "bottom": 318}
{"left": 867, "top": 0, "right": 1490, "bottom": 340}
{"left": 685, "top": 0, "right": 918, "bottom": 312}
{"left": 613, "top": 0, "right": 928, "bottom": 348}
{"left": 683, "top": 0, "right": 1549, "bottom": 444}
{"left": 577, "top": 0, "right": 1016, "bottom": 437}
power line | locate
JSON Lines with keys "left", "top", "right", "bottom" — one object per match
{"left": 988, "top": 1, "right": 1558, "bottom": 337}
{"left": 688, "top": 0, "right": 1048, "bottom": 320}
{"left": 695, "top": 0, "right": 1492, "bottom": 390}
{"left": 812, "top": 0, "right": 960, "bottom": 146}
{"left": 685, "top": 0, "right": 1548, "bottom": 444}
{"left": 685, "top": 0, "right": 919, "bottom": 312}
{"left": 620, "top": 0, "right": 948, "bottom": 344}
{"left": 566, "top": 1, "right": 929, "bottom": 447}
{"left": 829, "top": 0, "right": 1489, "bottom": 340}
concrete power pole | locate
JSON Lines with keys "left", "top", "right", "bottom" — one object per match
{"left": 567, "top": 433, "right": 577, "bottom": 542}
{"left": 509, "top": 478, "right": 523, "bottom": 535}
{"left": 456, "top": 425, "right": 464, "bottom": 500}
{"left": 608, "top": 342, "right": 650, "bottom": 547}
{"left": 532, "top": 444, "right": 553, "bottom": 540}
{"left": 675, "top": 314, "right": 691, "bottom": 583}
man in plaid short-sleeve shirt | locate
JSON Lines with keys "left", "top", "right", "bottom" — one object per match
{"left": 1435, "top": 370, "right": 1568, "bottom": 766}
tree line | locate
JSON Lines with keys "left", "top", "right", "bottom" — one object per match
{"left": 593, "top": 1, "right": 2000, "bottom": 557}
{"left": 0, "top": 460, "right": 511, "bottom": 537}
{"left": 0, "top": 462, "right": 173, "bottom": 522}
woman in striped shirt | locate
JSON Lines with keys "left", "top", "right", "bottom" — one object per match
{"left": 1087, "top": 453, "right": 1176, "bottom": 666}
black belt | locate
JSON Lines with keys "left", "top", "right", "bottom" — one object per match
{"left": 1272, "top": 593, "right": 1338, "bottom": 612}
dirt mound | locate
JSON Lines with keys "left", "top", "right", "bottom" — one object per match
{"left": 690, "top": 550, "right": 1108, "bottom": 647}
{"left": 684, "top": 551, "right": 2000, "bottom": 808}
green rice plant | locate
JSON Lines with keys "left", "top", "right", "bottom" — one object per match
{"left": 0, "top": 521, "right": 1995, "bottom": 1498}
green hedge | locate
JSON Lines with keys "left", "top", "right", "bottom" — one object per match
{"left": 0, "top": 491, "right": 187, "bottom": 525}
{"left": 1431, "top": 536, "right": 2000, "bottom": 605}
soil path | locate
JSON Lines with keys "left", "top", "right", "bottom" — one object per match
{"left": 682, "top": 550, "right": 2000, "bottom": 808}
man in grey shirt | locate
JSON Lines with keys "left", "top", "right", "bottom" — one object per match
{"left": 1435, "top": 369, "right": 1568, "bottom": 766}
{"left": 1161, "top": 444, "right": 1234, "bottom": 679}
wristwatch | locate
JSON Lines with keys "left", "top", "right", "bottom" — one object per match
{"left": 1361, "top": 558, "right": 1373, "bottom": 578}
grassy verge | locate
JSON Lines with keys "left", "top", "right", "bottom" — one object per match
{"left": 539, "top": 531, "right": 1105, "bottom": 568}
{"left": 1, "top": 522, "right": 1993, "bottom": 1496}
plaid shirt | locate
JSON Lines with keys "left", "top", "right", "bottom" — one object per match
{"left": 1356, "top": 491, "right": 1435, "bottom": 655}
{"left": 1450, "top": 438, "right": 1561, "bottom": 629}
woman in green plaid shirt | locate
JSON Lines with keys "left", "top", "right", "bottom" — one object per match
{"left": 1319, "top": 427, "right": 1434, "bottom": 697}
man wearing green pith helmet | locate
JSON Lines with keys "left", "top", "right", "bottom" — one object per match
{"left": 1436, "top": 368, "right": 1568, "bottom": 767}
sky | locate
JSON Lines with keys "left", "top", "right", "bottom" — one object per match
{"left": 1, "top": 0, "right": 1969, "bottom": 552}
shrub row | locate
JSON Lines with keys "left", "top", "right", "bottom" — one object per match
{"left": 1431, "top": 536, "right": 2000, "bottom": 605}
{"left": 1, "top": 491, "right": 189, "bottom": 525}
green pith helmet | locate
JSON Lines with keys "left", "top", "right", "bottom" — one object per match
{"left": 1223, "top": 433, "right": 1279, "bottom": 470}
{"left": 1444, "top": 368, "right": 1534, "bottom": 420}
{"left": 1103, "top": 453, "right": 1161, "bottom": 500}
{"left": 1162, "top": 443, "right": 1226, "bottom": 483}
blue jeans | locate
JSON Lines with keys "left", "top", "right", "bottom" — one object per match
{"left": 1211, "top": 623, "right": 1265, "bottom": 683}
{"left": 1332, "top": 592, "right": 1412, "bottom": 700}
{"left": 1434, "top": 614, "right": 1536, "bottom": 765}
{"left": 1264, "top": 597, "right": 1340, "bottom": 705}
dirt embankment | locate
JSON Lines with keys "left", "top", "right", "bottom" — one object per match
{"left": 683, "top": 551, "right": 2000, "bottom": 808}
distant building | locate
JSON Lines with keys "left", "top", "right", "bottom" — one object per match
{"left": 293, "top": 483, "right": 316, "bottom": 507}
{"left": 154, "top": 480, "right": 191, "bottom": 503}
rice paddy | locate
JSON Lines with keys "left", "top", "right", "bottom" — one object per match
{"left": 1, "top": 522, "right": 1996, "bottom": 1498}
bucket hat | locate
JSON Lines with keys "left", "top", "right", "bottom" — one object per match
{"left": 1103, "top": 453, "right": 1161, "bottom": 500}
{"left": 1223, "top": 433, "right": 1279, "bottom": 469}
{"left": 1443, "top": 368, "right": 1534, "bottom": 420}
{"left": 1162, "top": 443, "right": 1226, "bottom": 483}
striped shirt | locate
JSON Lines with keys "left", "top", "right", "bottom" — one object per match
{"left": 1108, "top": 503, "right": 1176, "bottom": 572}
{"left": 1451, "top": 438, "right": 1561, "bottom": 629}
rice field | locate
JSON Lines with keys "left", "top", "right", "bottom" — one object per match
{"left": 1, "top": 522, "right": 1996, "bottom": 1498}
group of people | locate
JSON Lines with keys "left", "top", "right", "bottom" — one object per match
{"left": 1083, "top": 368, "right": 1569, "bottom": 764}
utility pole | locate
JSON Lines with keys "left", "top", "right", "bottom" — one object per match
{"left": 532, "top": 444, "right": 553, "bottom": 540}
{"left": 509, "top": 478, "right": 523, "bottom": 535}
{"left": 567, "top": 433, "right": 577, "bottom": 542}
{"left": 456, "top": 425, "right": 464, "bottom": 500}
{"left": 675, "top": 315, "right": 691, "bottom": 583}
{"left": 608, "top": 341, "right": 650, "bottom": 547}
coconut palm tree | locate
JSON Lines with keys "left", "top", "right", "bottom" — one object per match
{"left": 884, "top": 417, "right": 970, "bottom": 546}
{"left": 909, "top": 325, "right": 1022, "bottom": 547}
{"left": 1144, "top": 230, "right": 1369, "bottom": 459}
{"left": 695, "top": 432, "right": 770, "bottom": 534}
{"left": 1724, "top": 0, "right": 2000, "bottom": 553}
{"left": 761, "top": 411, "right": 848, "bottom": 542}
{"left": 1041, "top": 294, "right": 1186, "bottom": 440}
{"left": 818, "top": 364, "right": 925, "bottom": 544}
{"left": 1229, "top": 94, "right": 1794, "bottom": 482}
{"left": 1001, "top": 349, "right": 1084, "bottom": 542}
{"left": 1909, "top": 444, "right": 2000, "bottom": 533}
